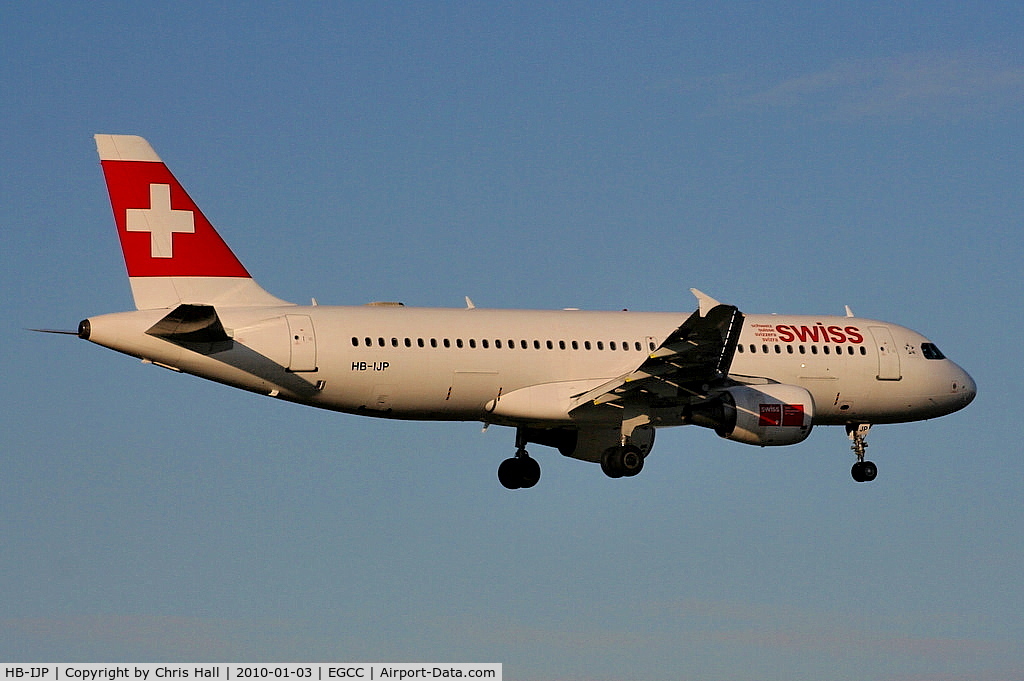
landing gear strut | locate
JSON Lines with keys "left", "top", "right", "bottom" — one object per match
{"left": 847, "top": 423, "right": 878, "bottom": 483}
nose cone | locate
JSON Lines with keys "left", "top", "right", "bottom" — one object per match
{"left": 950, "top": 363, "right": 977, "bottom": 411}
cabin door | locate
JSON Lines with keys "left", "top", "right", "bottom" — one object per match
{"left": 869, "top": 326, "right": 901, "bottom": 381}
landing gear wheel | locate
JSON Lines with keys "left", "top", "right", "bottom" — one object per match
{"left": 600, "top": 447, "right": 624, "bottom": 478}
{"left": 519, "top": 456, "right": 541, "bottom": 488}
{"left": 601, "top": 445, "right": 645, "bottom": 479}
{"left": 851, "top": 460, "right": 878, "bottom": 483}
{"left": 621, "top": 445, "right": 644, "bottom": 477}
{"left": 498, "top": 458, "right": 523, "bottom": 489}
{"left": 497, "top": 450, "right": 541, "bottom": 490}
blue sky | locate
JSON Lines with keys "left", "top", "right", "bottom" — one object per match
{"left": 2, "top": 2, "right": 1022, "bottom": 678}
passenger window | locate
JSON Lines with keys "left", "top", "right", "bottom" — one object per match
{"left": 737, "top": 344, "right": 744, "bottom": 353}
{"left": 585, "top": 341, "right": 592, "bottom": 350}
{"left": 610, "top": 341, "right": 617, "bottom": 351}
{"left": 351, "top": 337, "right": 359, "bottom": 347}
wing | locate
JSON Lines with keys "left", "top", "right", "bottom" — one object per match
{"left": 569, "top": 290, "right": 744, "bottom": 413}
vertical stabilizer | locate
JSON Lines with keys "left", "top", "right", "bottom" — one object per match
{"left": 95, "top": 134, "right": 290, "bottom": 309}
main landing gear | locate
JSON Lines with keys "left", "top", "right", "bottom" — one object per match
{"left": 498, "top": 429, "right": 542, "bottom": 489}
{"left": 600, "top": 445, "right": 645, "bottom": 478}
{"left": 497, "top": 426, "right": 652, "bottom": 489}
{"left": 497, "top": 449, "right": 541, "bottom": 489}
{"left": 848, "top": 423, "right": 878, "bottom": 483}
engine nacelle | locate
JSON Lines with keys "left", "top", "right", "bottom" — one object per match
{"left": 690, "top": 384, "right": 814, "bottom": 446}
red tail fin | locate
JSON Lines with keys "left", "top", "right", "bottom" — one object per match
{"left": 95, "top": 135, "right": 287, "bottom": 309}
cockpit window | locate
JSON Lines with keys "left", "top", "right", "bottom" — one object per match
{"left": 921, "top": 343, "right": 946, "bottom": 360}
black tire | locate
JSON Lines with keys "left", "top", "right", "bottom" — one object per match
{"left": 519, "top": 456, "right": 541, "bottom": 488}
{"left": 498, "top": 458, "right": 522, "bottom": 489}
{"left": 621, "top": 445, "right": 644, "bottom": 477}
{"left": 601, "top": 447, "right": 624, "bottom": 478}
{"left": 852, "top": 460, "right": 878, "bottom": 482}
{"left": 860, "top": 460, "right": 878, "bottom": 482}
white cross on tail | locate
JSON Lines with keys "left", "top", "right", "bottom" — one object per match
{"left": 126, "top": 183, "right": 195, "bottom": 258}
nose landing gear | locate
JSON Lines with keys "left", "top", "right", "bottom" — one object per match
{"left": 847, "top": 423, "right": 878, "bottom": 482}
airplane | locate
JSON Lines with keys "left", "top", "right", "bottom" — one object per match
{"left": 62, "top": 134, "right": 976, "bottom": 488}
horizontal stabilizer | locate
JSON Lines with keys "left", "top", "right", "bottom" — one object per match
{"left": 146, "top": 304, "right": 231, "bottom": 344}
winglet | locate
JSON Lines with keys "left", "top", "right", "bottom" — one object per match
{"left": 690, "top": 288, "right": 721, "bottom": 317}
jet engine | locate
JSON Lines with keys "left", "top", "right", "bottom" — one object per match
{"left": 689, "top": 384, "right": 814, "bottom": 446}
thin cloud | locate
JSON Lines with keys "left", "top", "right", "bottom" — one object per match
{"left": 738, "top": 50, "right": 1024, "bottom": 121}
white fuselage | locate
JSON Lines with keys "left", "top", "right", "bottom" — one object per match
{"left": 82, "top": 304, "right": 977, "bottom": 429}
{"left": 79, "top": 133, "right": 978, "bottom": 485}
